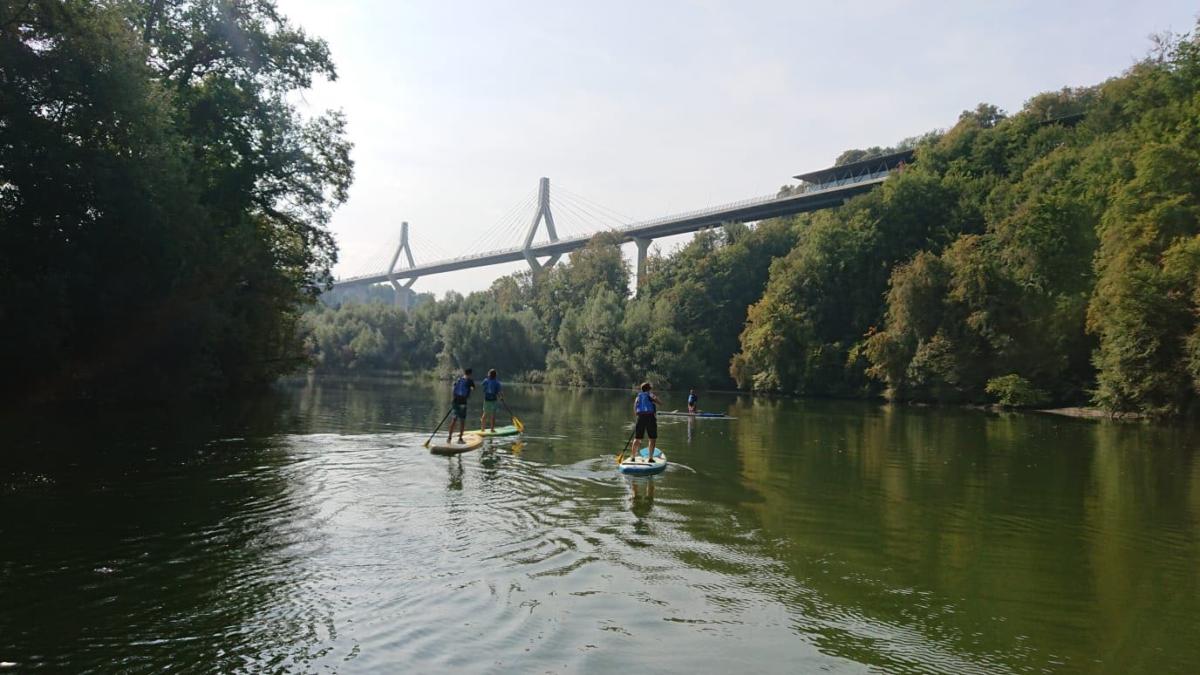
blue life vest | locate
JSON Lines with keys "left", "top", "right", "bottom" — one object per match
{"left": 635, "top": 391, "right": 656, "bottom": 414}
{"left": 453, "top": 376, "right": 471, "bottom": 398}
{"left": 687, "top": 393, "right": 697, "bottom": 405}
{"left": 483, "top": 378, "right": 502, "bottom": 400}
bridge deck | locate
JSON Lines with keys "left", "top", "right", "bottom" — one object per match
{"left": 333, "top": 168, "right": 890, "bottom": 289}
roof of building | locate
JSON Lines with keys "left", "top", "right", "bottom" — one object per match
{"left": 793, "top": 148, "right": 917, "bottom": 184}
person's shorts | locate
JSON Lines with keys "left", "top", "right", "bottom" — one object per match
{"left": 634, "top": 413, "right": 657, "bottom": 439}
{"left": 453, "top": 402, "right": 468, "bottom": 420}
{"left": 483, "top": 399, "right": 499, "bottom": 414}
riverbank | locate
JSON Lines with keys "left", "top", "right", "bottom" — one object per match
{"left": 1035, "top": 406, "right": 1146, "bottom": 420}
{"left": 299, "top": 370, "right": 1168, "bottom": 420}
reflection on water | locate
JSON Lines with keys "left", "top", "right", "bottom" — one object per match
{"left": 1, "top": 376, "right": 1199, "bottom": 673}
{"left": 628, "top": 477, "right": 656, "bottom": 521}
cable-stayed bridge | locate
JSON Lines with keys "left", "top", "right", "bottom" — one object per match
{"left": 331, "top": 150, "right": 914, "bottom": 307}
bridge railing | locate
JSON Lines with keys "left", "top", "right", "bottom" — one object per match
{"left": 336, "top": 167, "right": 893, "bottom": 282}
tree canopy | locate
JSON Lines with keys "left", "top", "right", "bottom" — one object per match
{"left": 0, "top": 0, "right": 352, "bottom": 402}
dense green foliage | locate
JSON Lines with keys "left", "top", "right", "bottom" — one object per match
{"left": 730, "top": 28, "right": 1200, "bottom": 416}
{"left": 0, "top": 0, "right": 351, "bottom": 402}
{"left": 311, "top": 26, "right": 1200, "bottom": 416}
{"left": 985, "top": 375, "right": 1051, "bottom": 408}
{"left": 307, "top": 222, "right": 794, "bottom": 390}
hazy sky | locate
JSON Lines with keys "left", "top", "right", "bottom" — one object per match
{"left": 279, "top": 0, "right": 1198, "bottom": 297}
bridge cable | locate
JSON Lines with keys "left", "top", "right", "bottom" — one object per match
{"left": 467, "top": 188, "right": 539, "bottom": 257}
{"left": 547, "top": 198, "right": 596, "bottom": 239}
{"left": 409, "top": 231, "right": 454, "bottom": 264}
{"left": 487, "top": 189, "right": 539, "bottom": 252}
{"left": 551, "top": 192, "right": 620, "bottom": 238}
{"left": 344, "top": 244, "right": 393, "bottom": 280}
{"left": 474, "top": 189, "right": 534, "bottom": 252}
{"left": 554, "top": 190, "right": 625, "bottom": 232}
{"left": 555, "top": 184, "right": 636, "bottom": 224}
{"left": 547, "top": 196, "right": 598, "bottom": 240}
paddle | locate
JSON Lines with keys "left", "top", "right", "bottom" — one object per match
{"left": 615, "top": 425, "right": 639, "bottom": 465}
{"left": 423, "top": 405, "right": 455, "bottom": 448}
{"left": 501, "top": 400, "right": 524, "bottom": 433}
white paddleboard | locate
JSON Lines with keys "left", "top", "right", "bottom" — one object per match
{"left": 619, "top": 447, "right": 667, "bottom": 475}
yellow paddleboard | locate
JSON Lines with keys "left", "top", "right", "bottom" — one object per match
{"left": 430, "top": 433, "right": 483, "bottom": 455}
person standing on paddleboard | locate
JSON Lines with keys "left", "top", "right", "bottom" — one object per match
{"left": 480, "top": 368, "right": 504, "bottom": 432}
{"left": 629, "top": 382, "right": 661, "bottom": 460}
{"left": 447, "top": 367, "right": 475, "bottom": 444}
{"left": 687, "top": 387, "right": 698, "bottom": 413}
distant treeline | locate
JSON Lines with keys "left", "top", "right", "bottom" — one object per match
{"left": 309, "top": 25, "right": 1200, "bottom": 416}
{"left": 0, "top": 1, "right": 352, "bottom": 402}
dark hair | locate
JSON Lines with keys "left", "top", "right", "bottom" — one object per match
{"left": 488, "top": 368, "right": 497, "bottom": 378}
{"left": 464, "top": 368, "right": 473, "bottom": 375}
{"left": 640, "top": 382, "right": 651, "bottom": 391}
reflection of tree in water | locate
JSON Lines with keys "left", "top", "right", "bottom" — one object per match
{"left": 0, "top": 395, "right": 340, "bottom": 671}
{"left": 291, "top": 374, "right": 457, "bottom": 435}
{"left": 683, "top": 397, "right": 1200, "bottom": 673}
{"left": 446, "top": 455, "right": 465, "bottom": 490}
{"left": 628, "top": 477, "right": 656, "bottom": 527}
{"left": 479, "top": 444, "right": 501, "bottom": 477}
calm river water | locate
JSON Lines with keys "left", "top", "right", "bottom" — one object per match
{"left": 2, "top": 376, "right": 1200, "bottom": 673}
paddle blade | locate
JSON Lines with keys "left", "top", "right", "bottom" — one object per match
{"left": 513, "top": 416, "right": 525, "bottom": 433}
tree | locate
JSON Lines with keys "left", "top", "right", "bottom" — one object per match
{"left": 0, "top": 0, "right": 352, "bottom": 401}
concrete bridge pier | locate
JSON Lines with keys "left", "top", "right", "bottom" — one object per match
{"left": 387, "top": 221, "right": 418, "bottom": 311}
{"left": 523, "top": 177, "right": 561, "bottom": 280}
{"left": 633, "top": 236, "right": 652, "bottom": 294}
{"left": 389, "top": 283, "right": 416, "bottom": 311}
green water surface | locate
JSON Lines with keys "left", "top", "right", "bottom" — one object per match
{"left": 2, "top": 375, "right": 1199, "bottom": 673}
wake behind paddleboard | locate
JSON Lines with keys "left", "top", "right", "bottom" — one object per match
{"left": 430, "top": 433, "right": 483, "bottom": 455}
{"left": 657, "top": 410, "right": 736, "bottom": 419}
{"left": 619, "top": 447, "right": 667, "bottom": 475}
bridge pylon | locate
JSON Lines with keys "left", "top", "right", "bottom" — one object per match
{"left": 387, "top": 221, "right": 417, "bottom": 311}
{"left": 633, "top": 236, "right": 652, "bottom": 295}
{"left": 523, "top": 177, "right": 560, "bottom": 278}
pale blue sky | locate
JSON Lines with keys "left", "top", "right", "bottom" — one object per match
{"left": 280, "top": 0, "right": 1198, "bottom": 296}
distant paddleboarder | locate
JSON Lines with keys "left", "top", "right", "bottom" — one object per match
{"left": 687, "top": 387, "right": 698, "bottom": 413}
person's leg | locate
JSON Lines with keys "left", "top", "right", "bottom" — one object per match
{"left": 481, "top": 409, "right": 487, "bottom": 433}
{"left": 453, "top": 404, "right": 466, "bottom": 441}
{"left": 447, "top": 416, "right": 457, "bottom": 442}
{"left": 647, "top": 417, "right": 658, "bottom": 456}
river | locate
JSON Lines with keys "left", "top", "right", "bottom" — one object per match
{"left": 2, "top": 375, "right": 1199, "bottom": 673}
